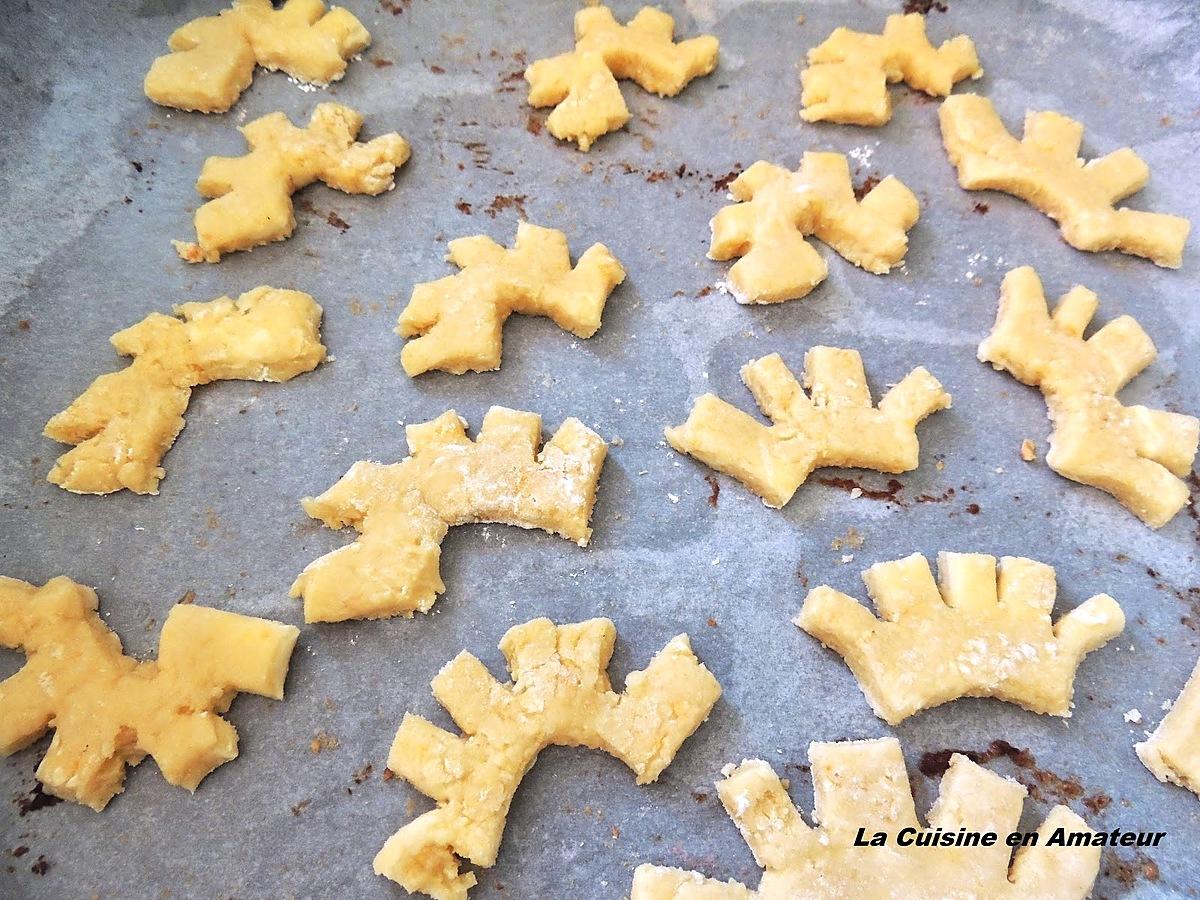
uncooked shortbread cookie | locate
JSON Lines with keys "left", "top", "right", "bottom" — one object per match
{"left": 291, "top": 407, "right": 607, "bottom": 622}
{"left": 0, "top": 575, "right": 298, "bottom": 811}
{"left": 144, "top": 0, "right": 370, "bottom": 113}
{"left": 801, "top": 12, "right": 981, "bottom": 125}
{"left": 631, "top": 737, "right": 1101, "bottom": 900}
{"left": 525, "top": 5, "right": 719, "bottom": 150}
{"left": 666, "top": 349, "right": 950, "bottom": 508}
{"left": 175, "top": 102, "right": 410, "bottom": 263}
{"left": 374, "top": 616, "right": 721, "bottom": 899}
{"left": 940, "top": 95, "right": 1190, "bottom": 267}
{"left": 397, "top": 222, "right": 626, "bottom": 376}
{"left": 709, "top": 153, "right": 919, "bottom": 303}
{"left": 796, "top": 552, "right": 1124, "bottom": 725}
{"left": 979, "top": 266, "right": 1199, "bottom": 527}
{"left": 1137, "top": 656, "right": 1200, "bottom": 797}
{"left": 45, "top": 287, "right": 327, "bottom": 496}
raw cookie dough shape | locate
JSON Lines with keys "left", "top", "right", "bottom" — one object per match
{"left": 796, "top": 552, "right": 1125, "bottom": 725}
{"left": 144, "top": 0, "right": 371, "bottom": 113}
{"left": 801, "top": 12, "right": 981, "bottom": 125}
{"left": 1137, "top": 655, "right": 1200, "bottom": 797}
{"left": 396, "top": 222, "right": 626, "bottom": 376}
{"left": 631, "top": 737, "right": 1101, "bottom": 899}
{"left": 291, "top": 407, "right": 608, "bottom": 622}
{"left": 374, "top": 616, "right": 721, "bottom": 899}
{"left": 709, "top": 153, "right": 919, "bottom": 303}
{"left": 174, "top": 102, "right": 411, "bottom": 263}
{"left": 940, "top": 94, "right": 1190, "bottom": 267}
{"left": 979, "top": 266, "right": 1199, "bottom": 527}
{"left": 0, "top": 575, "right": 299, "bottom": 811}
{"left": 665, "top": 349, "right": 950, "bottom": 508}
{"left": 45, "top": 287, "right": 327, "bottom": 496}
{"left": 525, "top": 5, "right": 719, "bottom": 151}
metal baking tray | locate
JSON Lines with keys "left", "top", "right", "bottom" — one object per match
{"left": 1, "top": 0, "right": 1197, "bottom": 896}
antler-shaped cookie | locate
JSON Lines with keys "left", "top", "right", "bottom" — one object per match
{"left": 375, "top": 616, "right": 721, "bottom": 899}
{"left": 632, "top": 737, "right": 1101, "bottom": 899}
{"left": 396, "top": 222, "right": 626, "bottom": 376}
{"left": 709, "top": 153, "right": 919, "bottom": 303}
{"left": 0, "top": 575, "right": 298, "bottom": 811}
{"left": 802, "top": 12, "right": 981, "bottom": 125}
{"left": 940, "top": 95, "right": 1190, "bottom": 267}
{"left": 291, "top": 407, "right": 607, "bottom": 622}
{"left": 525, "top": 5, "right": 719, "bottom": 150}
{"left": 796, "top": 552, "right": 1124, "bottom": 724}
{"left": 666, "top": 349, "right": 950, "bottom": 507}
{"left": 174, "top": 102, "right": 410, "bottom": 262}
{"left": 979, "top": 266, "right": 1199, "bottom": 527}
{"left": 45, "top": 287, "right": 326, "bottom": 495}
{"left": 144, "top": 0, "right": 370, "bottom": 113}
{"left": 1138, "top": 655, "right": 1200, "bottom": 797}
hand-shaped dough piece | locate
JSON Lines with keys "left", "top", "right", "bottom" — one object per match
{"left": 0, "top": 575, "right": 298, "bottom": 811}
{"left": 397, "top": 222, "right": 626, "bottom": 376}
{"left": 666, "top": 349, "right": 950, "bottom": 507}
{"left": 1138, "top": 656, "right": 1200, "bottom": 797}
{"left": 802, "top": 12, "right": 981, "bottom": 125}
{"left": 291, "top": 407, "right": 608, "bottom": 622}
{"left": 632, "top": 737, "right": 1101, "bottom": 900}
{"left": 174, "top": 102, "right": 410, "bottom": 263}
{"left": 375, "top": 616, "right": 721, "bottom": 900}
{"left": 940, "top": 95, "right": 1190, "bottom": 267}
{"left": 45, "top": 287, "right": 326, "bottom": 496}
{"left": 525, "top": 5, "right": 719, "bottom": 150}
{"left": 144, "top": 0, "right": 370, "bottom": 113}
{"left": 709, "top": 153, "right": 919, "bottom": 303}
{"left": 979, "top": 266, "right": 1199, "bottom": 527}
{"left": 796, "top": 552, "right": 1124, "bottom": 725}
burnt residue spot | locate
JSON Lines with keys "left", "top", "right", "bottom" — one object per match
{"left": 696, "top": 285, "right": 714, "bottom": 298}
{"left": 31, "top": 856, "right": 50, "bottom": 876}
{"left": 326, "top": 211, "right": 350, "bottom": 232}
{"left": 18, "top": 319, "right": 31, "bottom": 331}
{"left": 965, "top": 502, "right": 981, "bottom": 514}
{"left": 12, "top": 847, "right": 29, "bottom": 858}
{"left": 17, "top": 782, "right": 63, "bottom": 816}
{"left": 525, "top": 113, "right": 543, "bottom": 136}
{"left": 455, "top": 140, "right": 491, "bottom": 168}
{"left": 919, "top": 740, "right": 1087, "bottom": 805}
{"left": 130, "top": 160, "right": 143, "bottom": 173}
{"left": 713, "top": 166, "right": 743, "bottom": 192}
{"left": 379, "top": 0, "right": 409, "bottom": 13}
{"left": 428, "top": 63, "right": 446, "bottom": 74}
{"left": 352, "top": 763, "right": 374, "bottom": 785}
{"left": 371, "top": 58, "right": 394, "bottom": 69}
{"left": 1105, "top": 852, "right": 1161, "bottom": 887}
{"left": 902, "top": 0, "right": 948, "bottom": 12}
{"left": 455, "top": 200, "right": 472, "bottom": 215}
{"left": 915, "top": 487, "right": 955, "bottom": 503}
{"left": 692, "top": 791, "right": 708, "bottom": 803}
{"left": 972, "top": 201, "right": 989, "bottom": 214}
{"left": 484, "top": 194, "right": 527, "bottom": 219}
{"left": 178, "top": 590, "right": 196, "bottom": 605}
{"left": 852, "top": 173, "right": 881, "bottom": 201}
{"left": 1083, "top": 792, "right": 1112, "bottom": 815}
{"left": 704, "top": 474, "right": 720, "bottom": 507}
{"left": 818, "top": 476, "right": 904, "bottom": 503}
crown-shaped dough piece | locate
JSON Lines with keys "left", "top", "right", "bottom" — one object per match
{"left": 796, "top": 552, "right": 1124, "bottom": 725}
{"left": 291, "top": 407, "right": 608, "bottom": 622}
{"left": 666, "top": 349, "right": 950, "bottom": 508}
{"left": 525, "top": 5, "right": 719, "bottom": 150}
{"left": 375, "top": 616, "right": 721, "bottom": 899}
{"left": 1137, "top": 656, "right": 1200, "bottom": 797}
{"left": 396, "top": 222, "right": 626, "bottom": 376}
{"left": 979, "top": 266, "right": 1199, "bottom": 527}
{"left": 174, "top": 102, "right": 410, "bottom": 263}
{"left": 940, "top": 95, "right": 1190, "bottom": 267}
{"left": 801, "top": 12, "right": 981, "bottom": 125}
{"left": 44, "top": 287, "right": 326, "bottom": 496}
{"left": 0, "top": 575, "right": 298, "bottom": 811}
{"left": 144, "top": 0, "right": 370, "bottom": 113}
{"left": 632, "top": 737, "right": 1101, "bottom": 899}
{"left": 709, "top": 153, "right": 919, "bottom": 303}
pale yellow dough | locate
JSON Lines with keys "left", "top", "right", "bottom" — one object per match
{"left": 525, "top": 5, "right": 719, "bottom": 150}
{"left": 397, "top": 222, "right": 626, "bottom": 376}
{"left": 175, "top": 102, "right": 410, "bottom": 263}
{"left": 796, "top": 552, "right": 1124, "bottom": 725}
{"left": 979, "top": 266, "right": 1199, "bottom": 527}
{"left": 291, "top": 407, "right": 608, "bottom": 622}
{"left": 802, "top": 12, "right": 981, "bottom": 125}
{"left": 940, "top": 94, "right": 1190, "bottom": 267}
{"left": 666, "top": 349, "right": 950, "bottom": 508}
{"left": 1137, "top": 656, "right": 1200, "bottom": 797}
{"left": 0, "top": 575, "right": 298, "bottom": 811}
{"left": 709, "top": 153, "right": 919, "bottom": 303}
{"left": 144, "top": 0, "right": 370, "bottom": 113}
{"left": 632, "top": 737, "right": 1101, "bottom": 900}
{"left": 374, "top": 616, "right": 721, "bottom": 900}
{"left": 45, "top": 287, "right": 327, "bottom": 496}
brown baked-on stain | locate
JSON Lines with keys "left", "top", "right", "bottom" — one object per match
{"left": 704, "top": 473, "right": 720, "bottom": 507}
{"left": 713, "top": 166, "right": 743, "bottom": 192}
{"left": 428, "top": 63, "right": 446, "bottom": 74}
{"left": 17, "top": 319, "right": 30, "bottom": 331}
{"left": 525, "top": 113, "right": 543, "bottom": 136}
{"left": 1082, "top": 792, "right": 1112, "bottom": 815}
{"left": 178, "top": 590, "right": 196, "bottom": 605}
{"left": 972, "top": 201, "right": 990, "bottom": 214}
{"left": 919, "top": 740, "right": 1091, "bottom": 806}
{"left": 371, "top": 57, "right": 395, "bottom": 69}
{"left": 818, "top": 476, "right": 904, "bottom": 503}
{"left": 902, "top": 0, "right": 948, "bottom": 13}
{"left": 965, "top": 502, "right": 981, "bottom": 514}
{"left": 484, "top": 194, "right": 528, "bottom": 219}
{"left": 455, "top": 200, "right": 472, "bottom": 215}
{"left": 30, "top": 856, "right": 50, "bottom": 876}
{"left": 379, "top": 0, "right": 410, "bottom": 14}
{"left": 853, "top": 173, "right": 882, "bottom": 201}
{"left": 1105, "top": 852, "right": 1161, "bottom": 887}
{"left": 326, "top": 212, "right": 350, "bottom": 232}
{"left": 16, "top": 781, "right": 63, "bottom": 816}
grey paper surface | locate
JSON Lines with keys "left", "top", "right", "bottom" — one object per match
{"left": 1, "top": 0, "right": 1198, "bottom": 897}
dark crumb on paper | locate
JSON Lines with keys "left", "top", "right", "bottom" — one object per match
{"left": 178, "top": 590, "right": 195, "bottom": 605}
{"left": 818, "top": 476, "right": 904, "bottom": 503}
{"left": 645, "top": 169, "right": 670, "bottom": 183}
{"left": 692, "top": 791, "right": 708, "bottom": 803}
{"left": 795, "top": 561, "right": 809, "bottom": 588}
{"left": 379, "top": 0, "right": 409, "bottom": 13}
{"left": 484, "top": 194, "right": 527, "bottom": 219}
{"left": 713, "top": 166, "right": 743, "bottom": 192}
{"left": 31, "top": 856, "right": 50, "bottom": 876}
{"left": 326, "top": 211, "right": 350, "bottom": 232}
{"left": 972, "top": 201, "right": 989, "bottom": 214}
{"left": 130, "top": 160, "right": 143, "bottom": 173}
{"left": 123, "top": 195, "right": 132, "bottom": 204}
{"left": 919, "top": 740, "right": 1088, "bottom": 805}
{"left": 382, "top": 768, "right": 396, "bottom": 782}
{"left": 428, "top": 63, "right": 446, "bottom": 74}
{"left": 310, "top": 730, "right": 340, "bottom": 754}
{"left": 1105, "top": 852, "right": 1161, "bottom": 887}
{"left": 704, "top": 474, "right": 720, "bottom": 507}
{"left": 965, "top": 502, "right": 981, "bottom": 514}
{"left": 915, "top": 487, "right": 955, "bottom": 503}
{"left": 455, "top": 200, "right": 472, "bottom": 215}
{"left": 1083, "top": 792, "right": 1112, "bottom": 815}
{"left": 371, "top": 58, "right": 394, "bottom": 68}
{"left": 11, "top": 847, "right": 29, "bottom": 858}
{"left": 696, "top": 285, "right": 714, "bottom": 297}
{"left": 852, "top": 173, "right": 881, "bottom": 201}
{"left": 525, "top": 114, "right": 543, "bottom": 135}
{"left": 902, "top": 0, "right": 948, "bottom": 12}
{"left": 352, "top": 763, "right": 374, "bottom": 785}
{"left": 18, "top": 320, "right": 30, "bottom": 331}
{"left": 707, "top": 617, "right": 718, "bottom": 628}
{"left": 17, "top": 781, "right": 63, "bottom": 816}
